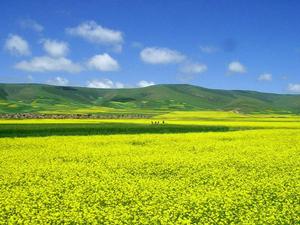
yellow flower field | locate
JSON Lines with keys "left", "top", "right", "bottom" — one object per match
{"left": 0, "top": 112, "right": 299, "bottom": 224}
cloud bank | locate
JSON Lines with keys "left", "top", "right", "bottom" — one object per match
{"left": 15, "top": 56, "right": 82, "bottom": 73}
{"left": 87, "top": 78, "right": 124, "bottom": 89}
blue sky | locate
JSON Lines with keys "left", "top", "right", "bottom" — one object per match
{"left": 0, "top": 0, "right": 300, "bottom": 93}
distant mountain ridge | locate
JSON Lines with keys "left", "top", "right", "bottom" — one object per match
{"left": 0, "top": 83, "right": 299, "bottom": 114}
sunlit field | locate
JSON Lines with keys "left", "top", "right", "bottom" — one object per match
{"left": 0, "top": 111, "right": 299, "bottom": 224}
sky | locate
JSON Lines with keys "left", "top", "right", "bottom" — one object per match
{"left": 0, "top": 0, "right": 300, "bottom": 93}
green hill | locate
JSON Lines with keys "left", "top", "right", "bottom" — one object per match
{"left": 0, "top": 83, "right": 299, "bottom": 114}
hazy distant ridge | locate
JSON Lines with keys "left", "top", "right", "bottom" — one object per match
{"left": 0, "top": 83, "right": 299, "bottom": 114}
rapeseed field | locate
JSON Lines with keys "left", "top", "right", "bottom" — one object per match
{"left": 0, "top": 112, "right": 299, "bottom": 224}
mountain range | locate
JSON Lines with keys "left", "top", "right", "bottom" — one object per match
{"left": 0, "top": 83, "right": 299, "bottom": 114}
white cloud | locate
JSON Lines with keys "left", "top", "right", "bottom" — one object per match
{"left": 42, "top": 39, "right": 69, "bottom": 57}
{"left": 87, "top": 78, "right": 124, "bottom": 89}
{"left": 19, "top": 19, "right": 44, "bottom": 32}
{"left": 228, "top": 61, "right": 246, "bottom": 74}
{"left": 4, "top": 34, "right": 31, "bottom": 56}
{"left": 47, "top": 76, "right": 69, "bottom": 86}
{"left": 15, "top": 56, "right": 82, "bottom": 73}
{"left": 66, "top": 21, "right": 123, "bottom": 50}
{"left": 140, "top": 47, "right": 185, "bottom": 64}
{"left": 199, "top": 46, "right": 218, "bottom": 54}
{"left": 258, "top": 73, "right": 272, "bottom": 81}
{"left": 287, "top": 83, "right": 300, "bottom": 93}
{"left": 180, "top": 62, "right": 207, "bottom": 74}
{"left": 137, "top": 80, "right": 155, "bottom": 87}
{"left": 87, "top": 53, "right": 119, "bottom": 71}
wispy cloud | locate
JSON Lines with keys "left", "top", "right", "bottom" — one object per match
{"left": 140, "top": 47, "right": 185, "bottom": 64}
{"left": 66, "top": 21, "right": 123, "bottom": 51}
{"left": 228, "top": 61, "right": 246, "bottom": 74}
{"left": 87, "top": 53, "right": 119, "bottom": 72}
{"left": 4, "top": 34, "right": 31, "bottom": 56}
{"left": 180, "top": 62, "right": 207, "bottom": 74}
{"left": 177, "top": 61, "right": 207, "bottom": 82}
{"left": 287, "top": 83, "right": 300, "bottom": 93}
{"left": 47, "top": 76, "right": 69, "bottom": 86}
{"left": 258, "top": 73, "right": 272, "bottom": 81}
{"left": 131, "top": 42, "right": 143, "bottom": 49}
{"left": 199, "top": 46, "right": 219, "bottom": 54}
{"left": 27, "top": 75, "right": 33, "bottom": 82}
{"left": 19, "top": 19, "right": 44, "bottom": 32}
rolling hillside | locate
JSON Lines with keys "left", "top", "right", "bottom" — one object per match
{"left": 0, "top": 83, "right": 300, "bottom": 114}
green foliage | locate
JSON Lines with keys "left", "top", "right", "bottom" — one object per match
{"left": 0, "top": 123, "right": 233, "bottom": 137}
{"left": 0, "top": 83, "right": 300, "bottom": 114}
